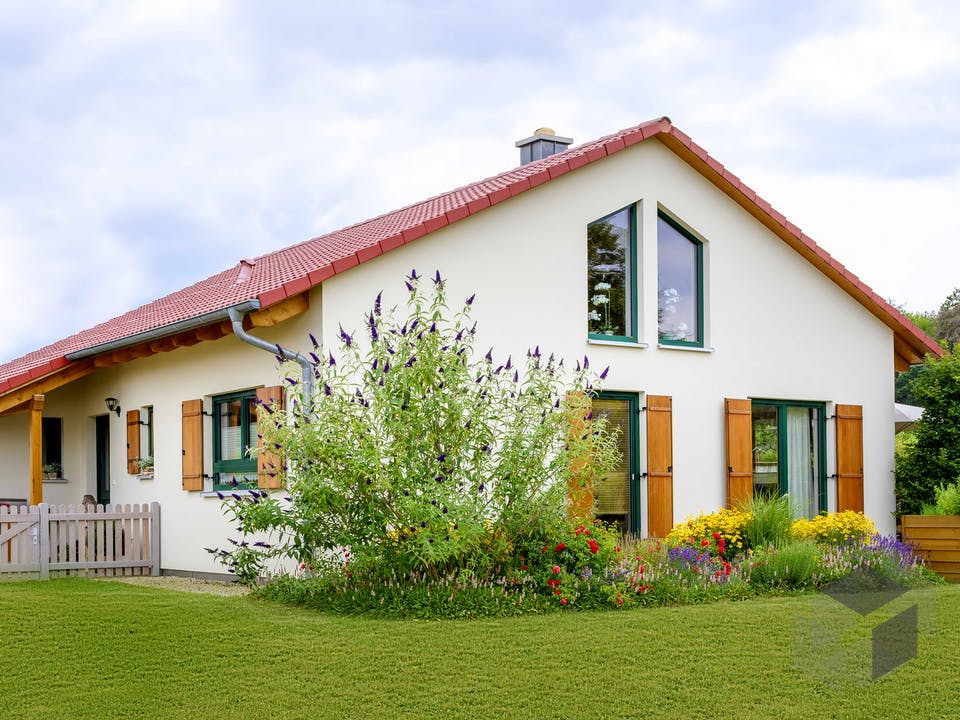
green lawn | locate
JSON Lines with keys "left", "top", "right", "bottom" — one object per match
{"left": 1, "top": 579, "right": 958, "bottom": 719}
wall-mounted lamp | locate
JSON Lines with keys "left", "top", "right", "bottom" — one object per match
{"left": 104, "top": 397, "right": 121, "bottom": 417}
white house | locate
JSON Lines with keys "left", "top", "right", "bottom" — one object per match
{"left": 0, "top": 117, "right": 940, "bottom": 576}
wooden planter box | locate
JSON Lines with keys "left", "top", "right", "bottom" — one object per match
{"left": 902, "top": 515, "right": 960, "bottom": 583}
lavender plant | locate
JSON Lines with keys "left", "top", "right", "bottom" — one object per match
{"left": 213, "top": 270, "right": 619, "bottom": 583}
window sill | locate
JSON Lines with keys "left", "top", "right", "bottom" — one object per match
{"left": 42, "top": 477, "right": 68, "bottom": 484}
{"left": 657, "top": 343, "right": 715, "bottom": 353}
{"left": 587, "top": 339, "right": 649, "bottom": 349}
{"left": 137, "top": 473, "right": 154, "bottom": 481}
{"left": 202, "top": 489, "right": 261, "bottom": 499}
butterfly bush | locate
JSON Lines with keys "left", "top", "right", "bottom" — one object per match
{"left": 211, "top": 270, "right": 620, "bottom": 584}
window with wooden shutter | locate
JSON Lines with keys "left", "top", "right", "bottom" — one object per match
{"left": 181, "top": 399, "right": 204, "bottom": 491}
{"left": 836, "top": 404, "right": 864, "bottom": 512}
{"left": 646, "top": 395, "right": 673, "bottom": 538}
{"left": 126, "top": 409, "right": 140, "bottom": 474}
{"left": 256, "top": 385, "right": 285, "bottom": 490}
{"left": 725, "top": 398, "right": 753, "bottom": 508}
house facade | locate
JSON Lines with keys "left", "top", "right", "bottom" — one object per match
{"left": 0, "top": 118, "right": 939, "bottom": 576}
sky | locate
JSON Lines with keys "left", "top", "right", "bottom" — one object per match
{"left": 1, "top": 0, "right": 958, "bottom": 364}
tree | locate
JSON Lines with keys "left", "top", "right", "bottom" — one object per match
{"left": 895, "top": 347, "right": 960, "bottom": 515}
{"left": 211, "top": 270, "right": 620, "bottom": 582}
{"left": 936, "top": 288, "right": 960, "bottom": 348}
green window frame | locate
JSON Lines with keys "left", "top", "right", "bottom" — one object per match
{"left": 657, "top": 211, "right": 704, "bottom": 347}
{"left": 212, "top": 390, "right": 258, "bottom": 491}
{"left": 587, "top": 204, "right": 638, "bottom": 342}
{"left": 751, "top": 399, "right": 827, "bottom": 518}
{"left": 592, "top": 391, "right": 641, "bottom": 534}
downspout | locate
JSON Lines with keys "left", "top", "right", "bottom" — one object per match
{"left": 226, "top": 307, "right": 314, "bottom": 415}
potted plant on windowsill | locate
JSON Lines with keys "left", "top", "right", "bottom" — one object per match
{"left": 137, "top": 456, "right": 154, "bottom": 476}
{"left": 42, "top": 462, "right": 62, "bottom": 480}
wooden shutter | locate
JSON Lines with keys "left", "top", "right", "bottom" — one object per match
{"left": 836, "top": 404, "right": 864, "bottom": 512}
{"left": 126, "top": 409, "right": 140, "bottom": 474}
{"left": 181, "top": 399, "right": 204, "bottom": 491}
{"left": 565, "top": 391, "right": 595, "bottom": 521}
{"left": 257, "top": 386, "right": 285, "bottom": 489}
{"left": 725, "top": 398, "right": 753, "bottom": 508}
{"left": 646, "top": 395, "right": 673, "bottom": 538}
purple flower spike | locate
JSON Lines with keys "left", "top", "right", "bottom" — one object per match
{"left": 410, "top": 269, "right": 419, "bottom": 279}
{"left": 329, "top": 353, "right": 336, "bottom": 366}
{"left": 338, "top": 324, "right": 353, "bottom": 347}
{"left": 309, "top": 333, "right": 319, "bottom": 349}
{"left": 583, "top": 355, "right": 590, "bottom": 369}
{"left": 433, "top": 270, "right": 442, "bottom": 284}
{"left": 285, "top": 377, "right": 298, "bottom": 385}
{"left": 466, "top": 293, "right": 475, "bottom": 305}
{"left": 374, "top": 291, "right": 382, "bottom": 316}
{"left": 600, "top": 366, "right": 609, "bottom": 380}
{"left": 437, "top": 453, "right": 446, "bottom": 463}
{"left": 485, "top": 348, "right": 493, "bottom": 362}
{"left": 309, "top": 352, "right": 320, "bottom": 364}
{"left": 324, "top": 383, "right": 332, "bottom": 396}
{"left": 405, "top": 281, "right": 414, "bottom": 292}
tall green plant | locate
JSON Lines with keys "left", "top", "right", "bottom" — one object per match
{"left": 896, "top": 346, "right": 960, "bottom": 515}
{"left": 211, "top": 270, "right": 619, "bottom": 583}
{"left": 737, "top": 492, "right": 795, "bottom": 549}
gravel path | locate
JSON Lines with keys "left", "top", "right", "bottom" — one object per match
{"left": 105, "top": 576, "right": 250, "bottom": 596}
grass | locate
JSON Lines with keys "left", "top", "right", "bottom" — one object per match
{"left": 2, "top": 579, "right": 959, "bottom": 719}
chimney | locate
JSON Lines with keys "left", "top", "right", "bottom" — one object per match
{"left": 515, "top": 127, "right": 573, "bottom": 165}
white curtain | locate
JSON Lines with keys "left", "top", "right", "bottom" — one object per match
{"left": 786, "top": 407, "right": 815, "bottom": 518}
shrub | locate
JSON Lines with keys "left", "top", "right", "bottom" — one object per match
{"left": 815, "top": 535, "right": 941, "bottom": 588}
{"left": 747, "top": 540, "right": 819, "bottom": 589}
{"left": 790, "top": 511, "right": 875, "bottom": 544}
{"left": 895, "top": 347, "right": 960, "bottom": 515}
{"left": 210, "top": 270, "right": 620, "bottom": 584}
{"left": 664, "top": 508, "right": 749, "bottom": 560}
{"left": 737, "top": 492, "right": 795, "bottom": 549}
{"left": 921, "top": 481, "right": 960, "bottom": 515}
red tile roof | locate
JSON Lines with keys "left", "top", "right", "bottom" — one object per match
{"left": 0, "top": 117, "right": 940, "bottom": 393}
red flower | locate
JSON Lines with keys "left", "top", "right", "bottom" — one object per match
{"left": 554, "top": 589, "right": 561, "bottom": 596}
{"left": 615, "top": 546, "right": 621, "bottom": 553}
{"left": 639, "top": 565, "right": 645, "bottom": 575}
{"left": 541, "top": 545, "right": 547, "bottom": 554}
{"left": 588, "top": 539, "right": 599, "bottom": 554}
{"left": 701, "top": 539, "right": 709, "bottom": 547}
{"left": 616, "top": 594, "right": 623, "bottom": 606}
{"left": 718, "top": 538, "right": 726, "bottom": 554}
{"left": 585, "top": 529, "right": 591, "bottom": 536}
{"left": 553, "top": 565, "right": 561, "bottom": 574}
{"left": 520, "top": 564, "right": 527, "bottom": 571}
{"left": 555, "top": 543, "right": 567, "bottom": 552}
{"left": 560, "top": 597, "right": 568, "bottom": 605}
{"left": 712, "top": 532, "right": 721, "bottom": 540}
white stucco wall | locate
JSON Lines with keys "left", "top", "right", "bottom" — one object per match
{"left": 320, "top": 139, "right": 896, "bottom": 535}
{"left": 0, "top": 138, "right": 899, "bottom": 574}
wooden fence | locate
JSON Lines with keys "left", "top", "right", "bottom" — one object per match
{"left": 902, "top": 514, "right": 960, "bottom": 583}
{"left": 0, "top": 502, "right": 160, "bottom": 579}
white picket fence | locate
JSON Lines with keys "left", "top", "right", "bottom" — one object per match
{"left": 0, "top": 502, "right": 160, "bottom": 579}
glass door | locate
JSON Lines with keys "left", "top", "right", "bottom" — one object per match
{"left": 751, "top": 400, "right": 825, "bottom": 518}
{"left": 592, "top": 393, "right": 639, "bottom": 533}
